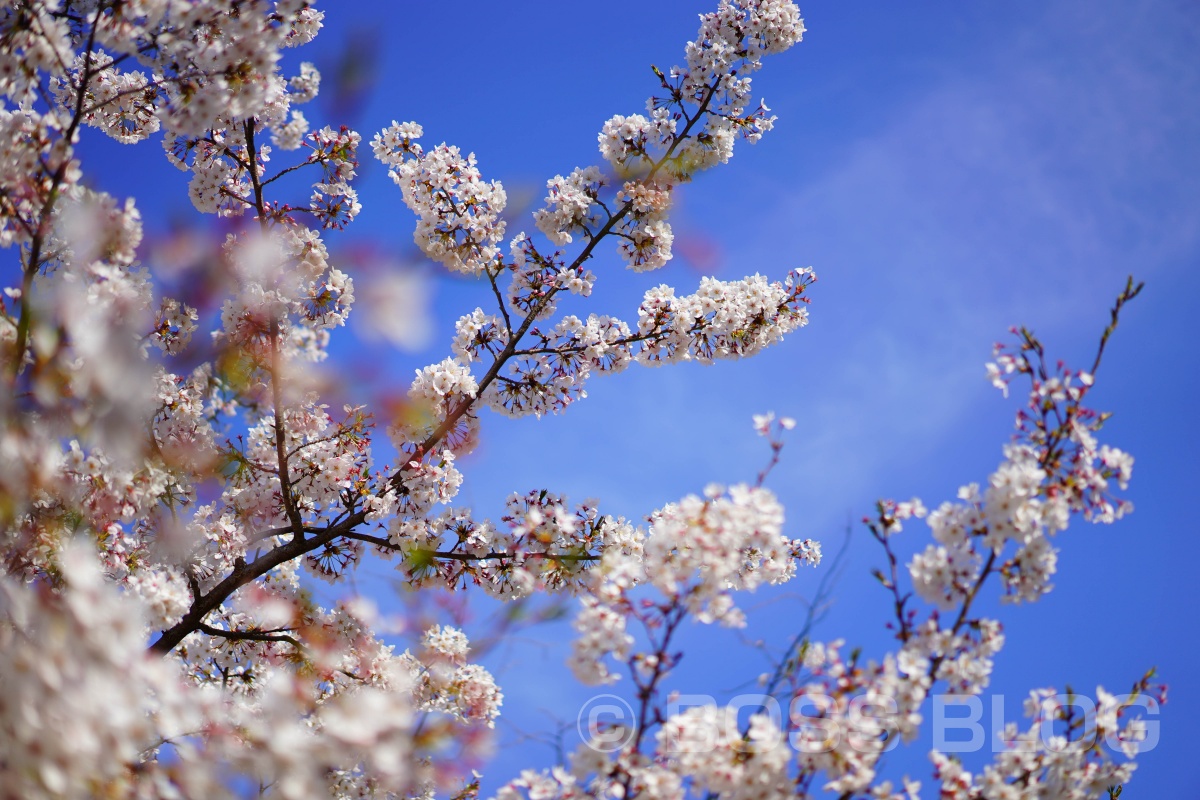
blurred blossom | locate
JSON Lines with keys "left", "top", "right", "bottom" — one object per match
{"left": 355, "top": 267, "right": 434, "bottom": 351}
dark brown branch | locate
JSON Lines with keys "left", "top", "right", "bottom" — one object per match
{"left": 196, "top": 622, "right": 301, "bottom": 649}
{"left": 244, "top": 118, "right": 305, "bottom": 539}
{"left": 486, "top": 265, "right": 513, "bottom": 334}
{"left": 1090, "top": 275, "right": 1144, "bottom": 377}
{"left": 151, "top": 522, "right": 347, "bottom": 653}
{"left": 341, "top": 530, "right": 599, "bottom": 563}
{"left": 9, "top": 5, "right": 103, "bottom": 381}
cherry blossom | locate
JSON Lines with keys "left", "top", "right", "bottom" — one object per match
{"left": 0, "top": 2, "right": 1160, "bottom": 799}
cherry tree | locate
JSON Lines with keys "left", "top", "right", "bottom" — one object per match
{"left": 0, "top": 1, "right": 1161, "bottom": 799}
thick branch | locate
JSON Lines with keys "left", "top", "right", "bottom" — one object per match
{"left": 150, "top": 522, "right": 347, "bottom": 653}
{"left": 196, "top": 622, "right": 301, "bottom": 649}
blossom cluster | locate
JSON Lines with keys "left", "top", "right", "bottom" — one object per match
{"left": 475, "top": 267, "right": 815, "bottom": 420}
{"left": 885, "top": 335, "right": 1138, "bottom": 613}
{"left": 931, "top": 680, "right": 1158, "bottom": 800}
{"left": 521, "top": 0, "right": 806, "bottom": 278}
{"left": 374, "top": 122, "right": 508, "bottom": 275}
{"left": 496, "top": 728, "right": 787, "bottom": 800}
{"left": 568, "top": 482, "right": 820, "bottom": 685}
{"left": 0, "top": 545, "right": 423, "bottom": 800}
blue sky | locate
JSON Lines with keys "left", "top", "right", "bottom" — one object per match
{"left": 82, "top": 1, "right": 1198, "bottom": 795}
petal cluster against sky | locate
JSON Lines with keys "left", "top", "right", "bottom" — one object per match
{"left": 81, "top": 1, "right": 1198, "bottom": 795}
